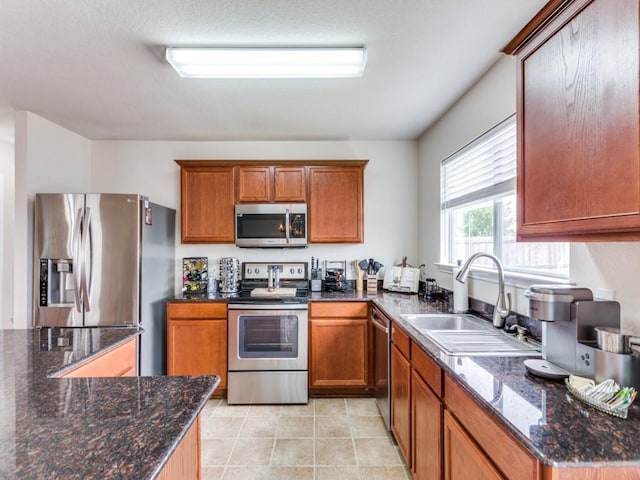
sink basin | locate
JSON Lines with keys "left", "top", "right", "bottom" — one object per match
{"left": 399, "top": 313, "right": 541, "bottom": 356}
{"left": 424, "top": 330, "right": 541, "bottom": 357}
{"left": 400, "top": 313, "right": 492, "bottom": 331}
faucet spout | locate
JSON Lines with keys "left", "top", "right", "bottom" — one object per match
{"left": 455, "top": 252, "right": 511, "bottom": 328}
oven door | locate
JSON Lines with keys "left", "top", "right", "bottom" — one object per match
{"left": 228, "top": 304, "right": 308, "bottom": 371}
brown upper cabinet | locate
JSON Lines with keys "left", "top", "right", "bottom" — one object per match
{"left": 236, "top": 165, "right": 307, "bottom": 203}
{"left": 505, "top": 0, "right": 640, "bottom": 241}
{"left": 308, "top": 165, "right": 365, "bottom": 243}
{"left": 176, "top": 160, "right": 366, "bottom": 244}
{"left": 179, "top": 165, "right": 235, "bottom": 243}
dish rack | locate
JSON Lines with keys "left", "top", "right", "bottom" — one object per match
{"left": 565, "top": 375, "right": 637, "bottom": 419}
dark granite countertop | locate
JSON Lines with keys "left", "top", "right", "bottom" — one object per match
{"left": 167, "top": 289, "right": 640, "bottom": 468}
{"left": 372, "top": 293, "right": 640, "bottom": 468}
{"left": 0, "top": 328, "right": 219, "bottom": 480}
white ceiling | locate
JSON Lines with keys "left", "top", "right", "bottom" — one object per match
{"left": 0, "top": 1, "right": 544, "bottom": 142}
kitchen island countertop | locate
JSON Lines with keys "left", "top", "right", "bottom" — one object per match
{"left": 0, "top": 327, "right": 219, "bottom": 479}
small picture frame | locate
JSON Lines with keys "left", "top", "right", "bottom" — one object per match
{"left": 182, "top": 257, "right": 208, "bottom": 294}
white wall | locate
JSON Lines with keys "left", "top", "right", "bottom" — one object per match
{"left": 0, "top": 140, "right": 14, "bottom": 328}
{"left": 13, "top": 112, "right": 92, "bottom": 328}
{"left": 418, "top": 56, "right": 640, "bottom": 333}
{"left": 91, "top": 140, "right": 419, "bottom": 295}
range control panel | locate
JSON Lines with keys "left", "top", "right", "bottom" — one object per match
{"left": 242, "top": 262, "right": 308, "bottom": 281}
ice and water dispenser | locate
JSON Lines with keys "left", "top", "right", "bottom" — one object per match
{"left": 38, "top": 258, "right": 75, "bottom": 307}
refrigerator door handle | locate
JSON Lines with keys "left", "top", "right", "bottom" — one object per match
{"left": 81, "top": 207, "right": 92, "bottom": 312}
{"left": 72, "top": 208, "right": 83, "bottom": 313}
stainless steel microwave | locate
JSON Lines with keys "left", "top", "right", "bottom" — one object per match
{"left": 235, "top": 204, "right": 307, "bottom": 248}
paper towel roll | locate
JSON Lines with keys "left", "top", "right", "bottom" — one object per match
{"left": 452, "top": 267, "right": 469, "bottom": 313}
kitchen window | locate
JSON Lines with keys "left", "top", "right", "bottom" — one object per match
{"left": 441, "top": 115, "right": 569, "bottom": 277}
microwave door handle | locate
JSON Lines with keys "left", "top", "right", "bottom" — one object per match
{"left": 285, "top": 209, "right": 290, "bottom": 244}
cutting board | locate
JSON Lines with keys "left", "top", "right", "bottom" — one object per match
{"left": 250, "top": 287, "right": 297, "bottom": 297}
{"left": 383, "top": 266, "right": 420, "bottom": 293}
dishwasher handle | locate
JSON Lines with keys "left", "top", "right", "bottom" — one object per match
{"left": 371, "top": 310, "right": 389, "bottom": 334}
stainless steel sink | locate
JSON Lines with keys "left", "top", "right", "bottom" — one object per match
{"left": 424, "top": 330, "right": 541, "bottom": 357}
{"left": 399, "top": 313, "right": 541, "bottom": 356}
{"left": 399, "top": 313, "right": 491, "bottom": 331}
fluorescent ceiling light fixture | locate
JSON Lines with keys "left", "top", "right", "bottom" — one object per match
{"left": 165, "top": 47, "right": 367, "bottom": 78}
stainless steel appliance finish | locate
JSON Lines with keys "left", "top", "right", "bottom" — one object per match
{"left": 33, "top": 193, "right": 175, "bottom": 375}
{"left": 524, "top": 285, "right": 640, "bottom": 388}
{"left": 227, "top": 261, "right": 309, "bottom": 404}
{"left": 371, "top": 308, "right": 391, "bottom": 430}
{"left": 235, "top": 203, "right": 307, "bottom": 248}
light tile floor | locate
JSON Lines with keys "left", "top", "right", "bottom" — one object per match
{"left": 200, "top": 398, "right": 410, "bottom": 480}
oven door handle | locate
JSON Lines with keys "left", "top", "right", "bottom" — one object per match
{"left": 228, "top": 303, "right": 309, "bottom": 311}
{"left": 371, "top": 311, "right": 389, "bottom": 334}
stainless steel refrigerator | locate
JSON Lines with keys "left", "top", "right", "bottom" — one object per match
{"left": 33, "top": 193, "right": 175, "bottom": 376}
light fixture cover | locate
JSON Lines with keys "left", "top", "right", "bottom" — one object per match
{"left": 165, "top": 47, "right": 367, "bottom": 78}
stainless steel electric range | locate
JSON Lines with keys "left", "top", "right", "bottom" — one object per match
{"left": 227, "top": 262, "right": 309, "bottom": 405}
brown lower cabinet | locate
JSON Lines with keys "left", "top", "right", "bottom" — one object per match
{"left": 309, "top": 301, "right": 372, "bottom": 395}
{"left": 167, "top": 302, "right": 228, "bottom": 397}
{"left": 390, "top": 329, "right": 411, "bottom": 467}
{"left": 444, "top": 411, "right": 502, "bottom": 480}
{"left": 155, "top": 416, "right": 201, "bottom": 480}
{"left": 56, "top": 337, "right": 137, "bottom": 378}
{"left": 412, "top": 365, "right": 442, "bottom": 480}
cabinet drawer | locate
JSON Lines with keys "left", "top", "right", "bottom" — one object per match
{"left": 444, "top": 375, "right": 540, "bottom": 480}
{"left": 168, "top": 302, "right": 227, "bottom": 319}
{"left": 310, "top": 302, "right": 368, "bottom": 318}
{"left": 411, "top": 342, "right": 442, "bottom": 398}
{"left": 391, "top": 324, "right": 410, "bottom": 359}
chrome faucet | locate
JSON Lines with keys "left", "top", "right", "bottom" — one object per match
{"left": 455, "top": 252, "right": 511, "bottom": 329}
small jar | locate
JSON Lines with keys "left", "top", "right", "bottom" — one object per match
{"left": 207, "top": 275, "right": 218, "bottom": 298}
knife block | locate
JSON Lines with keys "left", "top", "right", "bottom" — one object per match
{"left": 366, "top": 274, "right": 378, "bottom": 294}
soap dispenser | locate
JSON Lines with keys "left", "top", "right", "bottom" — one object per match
{"left": 452, "top": 260, "right": 469, "bottom": 313}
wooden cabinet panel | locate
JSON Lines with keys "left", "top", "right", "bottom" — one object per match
{"left": 180, "top": 166, "right": 235, "bottom": 243}
{"left": 168, "top": 302, "right": 227, "bottom": 320}
{"left": 391, "top": 343, "right": 411, "bottom": 466}
{"left": 412, "top": 369, "right": 442, "bottom": 480}
{"left": 309, "top": 318, "right": 369, "bottom": 388}
{"left": 59, "top": 338, "right": 137, "bottom": 378}
{"left": 167, "top": 302, "right": 228, "bottom": 394}
{"left": 156, "top": 416, "right": 201, "bottom": 480}
{"left": 236, "top": 165, "right": 307, "bottom": 203}
{"left": 444, "top": 411, "right": 503, "bottom": 480}
{"left": 310, "top": 301, "right": 368, "bottom": 318}
{"left": 167, "top": 319, "right": 227, "bottom": 389}
{"left": 236, "top": 166, "right": 272, "bottom": 202}
{"left": 444, "top": 375, "right": 539, "bottom": 480}
{"left": 274, "top": 166, "right": 307, "bottom": 202}
{"left": 308, "top": 166, "right": 364, "bottom": 243}
{"left": 391, "top": 324, "right": 410, "bottom": 360}
{"left": 411, "top": 342, "right": 442, "bottom": 397}
{"left": 515, "top": 0, "right": 640, "bottom": 240}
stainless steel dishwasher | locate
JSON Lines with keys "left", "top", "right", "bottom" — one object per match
{"left": 371, "top": 307, "right": 391, "bottom": 430}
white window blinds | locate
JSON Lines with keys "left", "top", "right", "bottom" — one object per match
{"left": 441, "top": 115, "right": 516, "bottom": 210}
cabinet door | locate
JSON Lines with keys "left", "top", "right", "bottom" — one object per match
{"left": 308, "top": 166, "right": 364, "bottom": 243}
{"left": 180, "top": 166, "right": 235, "bottom": 243}
{"left": 274, "top": 166, "right": 307, "bottom": 202}
{"left": 517, "top": 0, "right": 640, "bottom": 240}
{"left": 309, "top": 317, "right": 369, "bottom": 388}
{"left": 391, "top": 343, "right": 411, "bottom": 466}
{"left": 236, "top": 166, "right": 272, "bottom": 203}
{"left": 444, "top": 411, "right": 503, "bottom": 480}
{"left": 412, "top": 369, "right": 442, "bottom": 480}
{"left": 58, "top": 338, "right": 137, "bottom": 378}
{"left": 167, "top": 319, "right": 227, "bottom": 390}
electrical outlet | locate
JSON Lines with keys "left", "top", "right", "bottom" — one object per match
{"left": 594, "top": 288, "right": 616, "bottom": 301}
{"left": 347, "top": 262, "right": 356, "bottom": 280}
